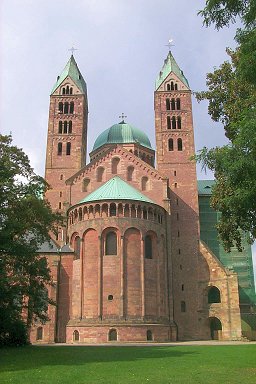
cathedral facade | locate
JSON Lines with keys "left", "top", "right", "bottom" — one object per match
{"left": 31, "top": 53, "right": 247, "bottom": 343}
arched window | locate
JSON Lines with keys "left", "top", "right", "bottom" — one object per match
{"left": 172, "top": 116, "right": 176, "bottom": 129}
{"left": 177, "top": 116, "right": 181, "bottom": 129}
{"left": 147, "top": 330, "right": 153, "bottom": 341}
{"left": 127, "top": 166, "right": 134, "bottom": 181}
{"left": 141, "top": 176, "right": 148, "bottom": 191}
{"left": 68, "top": 121, "right": 72, "bottom": 133}
{"left": 74, "top": 237, "right": 81, "bottom": 260}
{"left": 58, "top": 102, "right": 63, "bottom": 113}
{"left": 57, "top": 142, "right": 62, "bottom": 155}
{"left": 62, "top": 88, "right": 66, "bottom": 95}
{"left": 181, "top": 301, "right": 186, "bottom": 312}
{"left": 66, "top": 142, "right": 71, "bottom": 155}
{"left": 166, "top": 98, "right": 170, "bottom": 110}
{"left": 175, "top": 83, "right": 178, "bottom": 90}
{"left": 70, "top": 87, "right": 73, "bottom": 95}
{"left": 177, "top": 98, "right": 181, "bottom": 110}
{"left": 110, "top": 203, "right": 116, "bottom": 217}
{"left": 64, "top": 102, "right": 69, "bottom": 114}
{"left": 96, "top": 167, "right": 105, "bottom": 182}
{"left": 168, "top": 138, "right": 173, "bottom": 151}
{"left": 208, "top": 286, "right": 221, "bottom": 303}
{"left": 167, "top": 116, "right": 171, "bottom": 129}
{"left": 105, "top": 232, "right": 117, "bottom": 255}
{"left": 66, "top": 85, "right": 69, "bottom": 94}
{"left": 177, "top": 138, "right": 182, "bottom": 151}
{"left": 36, "top": 327, "right": 43, "bottom": 341}
{"left": 70, "top": 102, "right": 74, "bottom": 114}
{"left": 145, "top": 235, "right": 153, "bottom": 259}
{"left": 83, "top": 178, "right": 90, "bottom": 192}
{"left": 171, "top": 98, "right": 176, "bottom": 110}
{"left": 64, "top": 121, "right": 68, "bottom": 134}
{"left": 171, "top": 81, "right": 174, "bottom": 90}
{"left": 58, "top": 121, "right": 63, "bottom": 134}
{"left": 112, "top": 158, "right": 120, "bottom": 174}
{"left": 166, "top": 83, "right": 170, "bottom": 91}
{"left": 73, "top": 330, "right": 79, "bottom": 341}
{"left": 108, "top": 329, "right": 117, "bottom": 341}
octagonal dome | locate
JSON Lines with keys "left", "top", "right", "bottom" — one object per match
{"left": 92, "top": 121, "right": 152, "bottom": 151}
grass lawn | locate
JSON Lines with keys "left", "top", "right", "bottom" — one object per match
{"left": 0, "top": 344, "right": 256, "bottom": 384}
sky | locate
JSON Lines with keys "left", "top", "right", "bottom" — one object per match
{"left": 1, "top": 0, "right": 255, "bottom": 276}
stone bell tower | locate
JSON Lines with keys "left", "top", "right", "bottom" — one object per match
{"left": 45, "top": 55, "right": 88, "bottom": 215}
{"left": 154, "top": 51, "right": 200, "bottom": 340}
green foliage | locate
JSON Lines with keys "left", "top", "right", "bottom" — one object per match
{"left": 196, "top": 2, "right": 256, "bottom": 250}
{"left": 0, "top": 135, "right": 62, "bottom": 345}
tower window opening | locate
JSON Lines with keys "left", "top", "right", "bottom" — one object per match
{"left": 64, "top": 102, "right": 69, "bottom": 114}
{"left": 70, "top": 102, "right": 74, "bottom": 114}
{"left": 181, "top": 301, "right": 186, "bottom": 312}
{"left": 58, "top": 102, "right": 63, "bottom": 113}
{"left": 172, "top": 116, "right": 176, "bottom": 129}
{"left": 64, "top": 121, "right": 68, "bottom": 134}
{"left": 83, "top": 178, "right": 90, "bottom": 192}
{"left": 68, "top": 121, "right": 72, "bottom": 133}
{"left": 175, "top": 83, "right": 178, "bottom": 90}
{"left": 127, "top": 166, "right": 134, "bottom": 181}
{"left": 70, "top": 87, "right": 73, "bottom": 95}
{"left": 66, "top": 85, "right": 69, "bottom": 94}
{"left": 174, "top": 170, "right": 177, "bottom": 176}
{"left": 171, "top": 98, "right": 176, "bottom": 110}
{"left": 171, "top": 81, "right": 174, "bottom": 90}
{"left": 58, "top": 121, "right": 63, "bottom": 134}
{"left": 60, "top": 174, "right": 63, "bottom": 180}
{"left": 145, "top": 235, "right": 153, "bottom": 259}
{"left": 59, "top": 191, "right": 62, "bottom": 197}
{"left": 167, "top": 116, "right": 171, "bottom": 129}
{"left": 105, "top": 231, "right": 117, "bottom": 255}
{"left": 62, "top": 88, "right": 66, "bottom": 95}
{"left": 112, "top": 157, "right": 120, "bottom": 174}
{"left": 57, "top": 142, "right": 62, "bottom": 155}
{"left": 182, "top": 284, "right": 184, "bottom": 291}
{"left": 66, "top": 142, "right": 71, "bottom": 155}
{"left": 166, "top": 98, "right": 170, "bottom": 111}
{"left": 141, "top": 176, "right": 149, "bottom": 191}
{"left": 110, "top": 203, "right": 116, "bottom": 217}
{"left": 177, "top": 138, "right": 183, "bottom": 151}
{"left": 177, "top": 98, "right": 181, "bottom": 110}
{"left": 96, "top": 167, "right": 105, "bottom": 182}
{"left": 108, "top": 295, "right": 113, "bottom": 301}
{"left": 58, "top": 202, "right": 62, "bottom": 210}
{"left": 168, "top": 138, "right": 173, "bottom": 151}
{"left": 174, "top": 182, "right": 177, "bottom": 188}
{"left": 177, "top": 116, "right": 181, "bottom": 129}
{"left": 208, "top": 286, "right": 221, "bottom": 304}
{"left": 167, "top": 83, "right": 171, "bottom": 91}
{"left": 178, "top": 248, "right": 181, "bottom": 254}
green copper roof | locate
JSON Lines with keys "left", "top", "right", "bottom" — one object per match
{"left": 155, "top": 51, "right": 189, "bottom": 90}
{"left": 197, "top": 180, "right": 215, "bottom": 195}
{"left": 93, "top": 121, "right": 152, "bottom": 151}
{"left": 51, "top": 55, "right": 87, "bottom": 95}
{"left": 79, "top": 176, "right": 154, "bottom": 204}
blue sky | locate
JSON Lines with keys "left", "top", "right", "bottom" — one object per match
{"left": 1, "top": 0, "right": 255, "bottom": 276}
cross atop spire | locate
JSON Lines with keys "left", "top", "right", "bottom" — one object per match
{"left": 119, "top": 113, "right": 127, "bottom": 123}
{"left": 165, "top": 38, "right": 175, "bottom": 51}
{"left": 69, "top": 46, "right": 78, "bottom": 55}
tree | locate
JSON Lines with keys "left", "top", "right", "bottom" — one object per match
{"left": 0, "top": 134, "right": 62, "bottom": 345}
{"left": 196, "top": 2, "right": 256, "bottom": 250}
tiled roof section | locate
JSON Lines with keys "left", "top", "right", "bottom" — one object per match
{"left": 93, "top": 121, "right": 152, "bottom": 151}
{"left": 79, "top": 176, "right": 154, "bottom": 204}
{"left": 197, "top": 180, "right": 215, "bottom": 195}
{"left": 51, "top": 55, "right": 87, "bottom": 95}
{"left": 155, "top": 51, "right": 189, "bottom": 90}
{"left": 37, "top": 239, "right": 59, "bottom": 253}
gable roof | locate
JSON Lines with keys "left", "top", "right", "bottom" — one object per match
{"left": 79, "top": 176, "right": 154, "bottom": 204}
{"left": 51, "top": 55, "right": 87, "bottom": 95}
{"left": 155, "top": 51, "right": 189, "bottom": 90}
{"left": 197, "top": 180, "right": 215, "bottom": 195}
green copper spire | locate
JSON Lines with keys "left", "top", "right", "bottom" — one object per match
{"left": 51, "top": 55, "right": 87, "bottom": 95}
{"left": 155, "top": 51, "right": 189, "bottom": 90}
{"left": 79, "top": 176, "right": 154, "bottom": 204}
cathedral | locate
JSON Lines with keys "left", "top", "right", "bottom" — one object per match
{"left": 31, "top": 52, "right": 256, "bottom": 343}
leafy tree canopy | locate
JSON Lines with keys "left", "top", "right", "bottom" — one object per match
{"left": 196, "top": 2, "right": 256, "bottom": 250}
{"left": 0, "top": 134, "right": 62, "bottom": 345}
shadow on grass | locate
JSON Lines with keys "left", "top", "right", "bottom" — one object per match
{"left": 0, "top": 346, "right": 196, "bottom": 372}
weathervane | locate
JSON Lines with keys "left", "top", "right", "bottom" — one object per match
{"left": 69, "top": 46, "right": 78, "bottom": 55}
{"left": 119, "top": 113, "right": 127, "bottom": 122}
{"left": 166, "top": 38, "right": 174, "bottom": 51}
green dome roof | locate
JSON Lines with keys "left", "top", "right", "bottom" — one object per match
{"left": 92, "top": 121, "right": 152, "bottom": 151}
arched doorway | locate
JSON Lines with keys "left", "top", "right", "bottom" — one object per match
{"left": 209, "top": 317, "right": 222, "bottom": 340}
